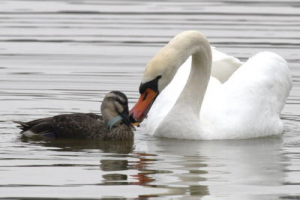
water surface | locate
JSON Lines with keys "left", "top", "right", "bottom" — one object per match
{"left": 1, "top": 0, "right": 300, "bottom": 199}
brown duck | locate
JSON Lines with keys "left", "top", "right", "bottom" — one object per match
{"left": 14, "top": 91, "right": 134, "bottom": 140}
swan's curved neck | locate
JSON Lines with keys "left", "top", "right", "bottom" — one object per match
{"left": 159, "top": 31, "right": 212, "bottom": 117}
{"left": 177, "top": 50, "right": 211, "bottom": 116}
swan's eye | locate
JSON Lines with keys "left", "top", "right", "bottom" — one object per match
{"left": 139, "top": 75, "right": 162, "bottom": 94}
{"left": 142, "top": 91, "right": 148, "bottom": 101}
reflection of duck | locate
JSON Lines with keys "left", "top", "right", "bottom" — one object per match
{"left": 14, "top": 91, "right": 134, "bottom": 140}
{"left": 130, "top": 30, "right": 292, "bottom": 139}
{"left": 29, "top": 139, "right": 135, "bottom": 154}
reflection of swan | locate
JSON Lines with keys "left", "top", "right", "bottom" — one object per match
{"left": 129, "top": 30, "right": 292, "bottom": 139}
{"left": 142, "top": 136, "right": 286, "bottom": 196}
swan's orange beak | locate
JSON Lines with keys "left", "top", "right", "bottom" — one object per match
{"left": 129, "top": 88, "right": 158, "bottom": 124}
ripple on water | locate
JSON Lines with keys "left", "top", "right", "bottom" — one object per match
{"left": 1, "top": 0, "right": 300, "bottom": 199}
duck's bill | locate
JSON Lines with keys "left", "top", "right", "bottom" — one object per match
{"left": 129, "top": 88, "right": 158, "bottom": 123}
{"left": 131, "top": 122, "right": 140, "bottom": 127}
{"left": 119, "top": 112, "right": 136, "bottom": 131}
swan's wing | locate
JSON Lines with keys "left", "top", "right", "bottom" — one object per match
{"left": 211, "top": 47, "right": 243, "bottom": 83}
{"left": 202, "top": 52, "right": 292, "bottom": 139}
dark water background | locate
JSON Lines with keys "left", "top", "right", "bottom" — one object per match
{"left": 0, "top": 0, "right": 300, "bottom": 199}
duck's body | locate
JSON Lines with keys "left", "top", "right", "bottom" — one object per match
{"left": 15, "top": 91, "right": 134, "bottom": 140}
{"left": 129, "top": 31, "right": 292, "bottom": 140}
{"left": 14, "top": 113, "right": 133, "bottom": 140}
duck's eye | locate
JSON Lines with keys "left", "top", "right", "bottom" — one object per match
{"left": 142, "top": 91, "right": 148, "bottom": 101}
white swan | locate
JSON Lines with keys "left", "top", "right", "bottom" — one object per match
{"left": 129, "top": 30, "right": 292, "bottom": 140}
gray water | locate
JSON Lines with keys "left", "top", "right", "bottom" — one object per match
{"left": 1, "top": 0, "right": 300, "bottom": 199}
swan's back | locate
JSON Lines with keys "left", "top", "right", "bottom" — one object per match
{"left": 201, "top": 52, "right": 292, "bottom": 139}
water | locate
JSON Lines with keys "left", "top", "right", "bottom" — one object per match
{"left": 1, "top": 0, "right": 300, "bottom": 199}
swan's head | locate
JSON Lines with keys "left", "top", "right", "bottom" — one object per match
{"left": 129, "top": 75, "right": 162, "bottom": 124}
{"left": 129, "top": 41, "right": 181, "bottom": 123}
{"left": 129, "top": 30, "right": 210, "bottom": 123}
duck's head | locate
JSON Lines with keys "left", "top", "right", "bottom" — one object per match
{"left": 101, "top": 91, "right": 133, "bottom": 130}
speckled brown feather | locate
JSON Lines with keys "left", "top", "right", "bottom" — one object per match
{"left": 14, "top": 113, "right": 134, "bottom": 140}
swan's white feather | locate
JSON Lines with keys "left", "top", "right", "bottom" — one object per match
{"left": 201, "top": 52, "right": 292, "bottom": 139}
{"left": 211, "top": 47, "right": 243, "bottom": 83}
{"left": 147, "top": 51, "right": 292, "bottom": 140}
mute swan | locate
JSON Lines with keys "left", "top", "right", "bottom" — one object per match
{"left": 129, "top": 30, "right": 292, "bottom": 140}
{"left": 14, "top": 91, "right": 134, "bottom": 140}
